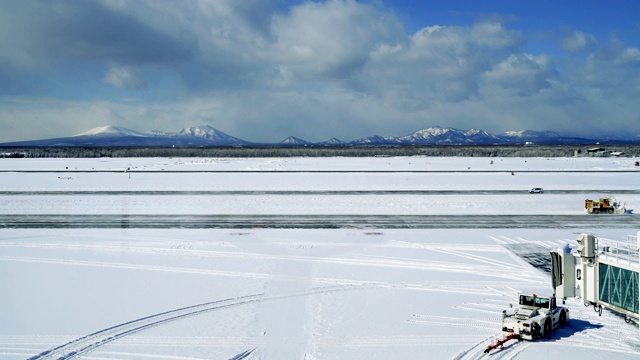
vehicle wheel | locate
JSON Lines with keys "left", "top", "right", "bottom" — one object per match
{"left": 608, "top": 208, "right": 614, "bottom": 214}
{"left": 532, "top": 322, "right": 541, "bottom": 336}
{"left": 593, "top": 209, "right": 599, "bottom": 214}
{"left": 544, "top": 319, "right": 551, "bottom": 336}
{"left": 559, "top": 310, "right": 566, "bottom": 326}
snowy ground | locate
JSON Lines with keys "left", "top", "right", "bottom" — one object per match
{"left": 1, "top": 156, "right": 640, "bottom": 359}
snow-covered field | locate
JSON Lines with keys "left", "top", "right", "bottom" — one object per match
{"left": 1, "top": 156, "right": 640, "bottom": 359}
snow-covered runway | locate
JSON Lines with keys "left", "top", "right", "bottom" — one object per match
{"left": 1, "top": 156, "right": 639, "bottom": 359}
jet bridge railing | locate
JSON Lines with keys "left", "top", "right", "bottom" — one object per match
{"left": 597, "top": 236, "right": 639, "bottom": 265}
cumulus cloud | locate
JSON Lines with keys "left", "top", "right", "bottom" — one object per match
{"left": 481, "top": 54, "right": 556, "bottom": 96}
{"left": 269, "top": 0, "right": 403, "bottom": 81}
{"left": 558, "top": 29, "right": 598, "bottom": 53}
{"left": 0, "top": 0, "right": 639, "bottom": 142}
{"left": 357, "top": 21, "right": 523, "bottom": 108}
{"left": 104, "top": 66, "right": 147, "bottom": 89}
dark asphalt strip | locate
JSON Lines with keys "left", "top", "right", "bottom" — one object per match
{"left": 0, "top": 214, "right": 636, "bottom": 229}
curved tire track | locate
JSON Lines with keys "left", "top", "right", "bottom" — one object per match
{"left": 28, "top": 286, "right": 361, "bottom": 360}
{"left": 454, "top": 332, "right": 530, "bottom": 360}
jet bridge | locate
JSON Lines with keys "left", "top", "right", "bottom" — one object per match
{"left": 551, "top": 232, "right": 640, "bottom": 326}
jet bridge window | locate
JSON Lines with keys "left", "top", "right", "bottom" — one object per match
{"left": 577, "top": 269, "right": 582, "bottom": 280}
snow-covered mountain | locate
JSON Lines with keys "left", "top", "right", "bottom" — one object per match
{"left": 350, "top": 135, "right": 389, "bottom": 145}
{"left": 389, "top": 127, "right": 501, "bottom": 145}
{"left": 0, "top": 124, "right": 626, "bottom": 147}
{"left": 279, "top": 136, "right": 311, "bottom": 146}
{"left": 316, "top": 138, "right": 347, "bottom": 146}
{"left": 170, "top": 125, "right": 248, "bottom": 146}
{"left": 75, "top": 125, "right": 150, "bottom": 137}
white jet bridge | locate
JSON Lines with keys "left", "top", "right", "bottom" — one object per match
{"left": 551, "top": 231, "right": 640, "bottom": 326}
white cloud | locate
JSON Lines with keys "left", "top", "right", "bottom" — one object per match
{"left": 357, "top": 21, "right": 523, "bottom": 108}
{"left": 269, "top": 0, "right": 403, "bottom": 81}
{"left": 104, "top": 66, "right": 146, "bottom": 89}
{"left": 558, "top": 30, "right": 598, "bottom": 53}
{"left": 1, "top": 1, "right": 640, "bottom": 142}
{"left": 481, "top": 54, "right": 555, "bottom": 96}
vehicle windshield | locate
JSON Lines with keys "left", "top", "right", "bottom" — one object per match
{"left": 519, "top": 295, "right": 550, "bottom": 309}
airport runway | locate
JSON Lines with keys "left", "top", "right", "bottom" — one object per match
{"left": 2, "top": 189, "right": 640, "bottom": 195}
{"left": 0, "top": 214, "right": 636, "bottom": 229}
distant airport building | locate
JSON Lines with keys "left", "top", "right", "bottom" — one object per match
{"left": 574, "top": 147, "right": 625, "bottom": 157}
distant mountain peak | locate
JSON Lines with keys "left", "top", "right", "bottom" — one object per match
{"left": 280, "top": 136, "right": 311, "bottom": 145}
{"left": 501, "top": 130, "right": 561, "bottom": 138}
{"left": 352, "top": 135, "right": 389, "bottom": 145}
{"left": 173, "top": 125, "right": 248, "bottom": 145}
{"left": 318, "top": 137, "right": 346, "bottom": 145}
{"left": 390, "top": 127, "right": 499, "bottom": 145}
{"left": 2, "top": 124, "right": 627, "bottom": 147}
{"left": 75, "top": 125, "right": 149, "bottom": 137}
{"left": 176, "top": 125, "right": 222, "bottom": 138}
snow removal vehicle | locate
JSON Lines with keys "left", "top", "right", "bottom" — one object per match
{"left": 585, "top": 196, "right": 629, "bottom": 214}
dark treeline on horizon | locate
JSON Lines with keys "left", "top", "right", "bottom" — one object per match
{"left": 2, "top": 144, "right": 640, "bottom": 158}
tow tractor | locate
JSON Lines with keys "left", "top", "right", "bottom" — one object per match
{"left": 484, "top": 294, "right": 568, "bottom": 353}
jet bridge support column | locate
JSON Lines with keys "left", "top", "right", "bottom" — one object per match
{"left": 576, "top": 233, "right": 598, "bottom": 305}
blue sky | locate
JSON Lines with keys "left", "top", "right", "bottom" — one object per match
{"left": 1, "top": 0, "right": 639, "bottom": 143}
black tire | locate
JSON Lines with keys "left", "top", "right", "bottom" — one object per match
{"left": 532, "top": 322, "right": 541, "bottom": 336}
{"left": 544, "top": 318, "right": 552, "bottom": 336}
{"left": 593, "top": 208, "right": 599, "bottom": 214}
{"left": 608, "top": 208, "right": 614, "bottom": 214}
{"left": 559, "top": 310, "right": 566, "bottom": 326}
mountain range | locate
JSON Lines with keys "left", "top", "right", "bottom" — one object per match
{"left": 0, "top": 125, "right": 632, "bottom": 147}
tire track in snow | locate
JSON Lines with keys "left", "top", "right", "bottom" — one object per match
{"left": 454, "top": 333, "right": 531, "bottom": 360}
{"left": 0, "top": 256, "right": 276, "bottom": 280}
{"left": 0, "top": 253, "right": 548, "bottom": 286}
{"left": 27, "top": 285, "right": 363, "bottom": 360}
{"left": 406, "top": 314, "right": 497, "bottom": 331}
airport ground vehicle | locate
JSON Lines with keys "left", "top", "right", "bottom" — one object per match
{"left": 485, "top": 294, "right": 568, "bottom": 352}
{"left": 529, "top": 188, "right": 543, "bottom": 194}
{"left": 501, "top": 294, "right": 568, "bottom": 340}
{"left": 585, "top": 197, "right": 627, "bottom": 214}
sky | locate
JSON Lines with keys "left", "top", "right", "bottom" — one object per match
{"left": 1, "top": 0, "right": 639, "bottom": 143}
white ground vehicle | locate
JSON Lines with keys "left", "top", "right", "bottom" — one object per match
{"left": 501, "top": 294, "right": 568, "bottom": 340}
{"left": 529, "top": 188, "right": 543, "bottom": 194}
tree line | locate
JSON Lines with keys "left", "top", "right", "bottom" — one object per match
{"left": 1, "top": 144, "right": 639, "bottom": 158}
